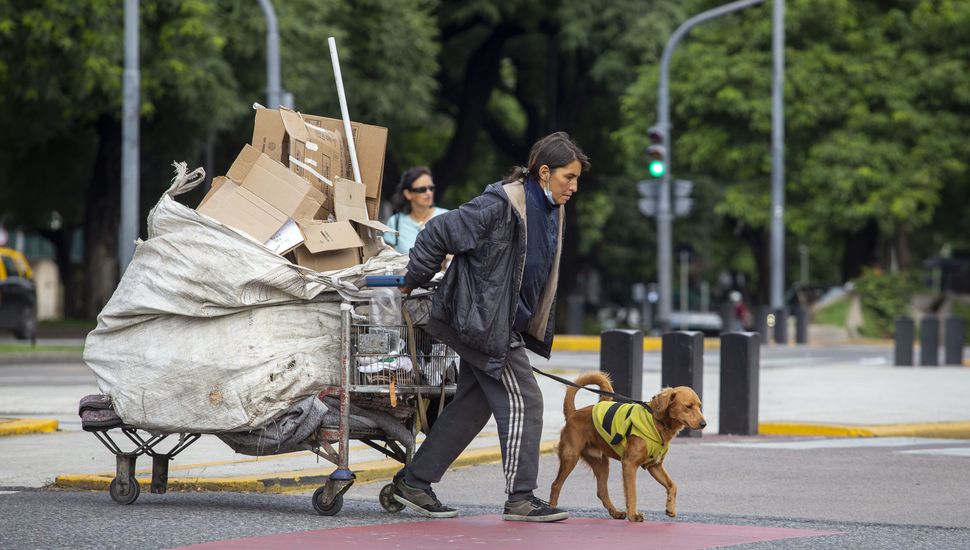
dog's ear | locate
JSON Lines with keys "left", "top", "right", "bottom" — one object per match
{"left": 651, "top": 387, "right": 674, "bottom": 415}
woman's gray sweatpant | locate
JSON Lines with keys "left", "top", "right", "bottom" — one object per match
{"left": 402, "top": 344, "right": 543, "bottom": 501}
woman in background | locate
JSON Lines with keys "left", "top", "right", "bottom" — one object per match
{"left": 383, "top": 167, "right": 448, "bottom": 254}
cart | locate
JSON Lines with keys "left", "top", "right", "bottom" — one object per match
{"left": 83, "top": 283, "right": 458, "bottom": 516}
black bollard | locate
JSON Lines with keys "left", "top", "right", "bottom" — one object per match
{"left": 599, "top": 329, "right": 643, "bottom": 402}
{"left": 894, "top": 316, "right": 914, "bottom": 366}
{"left": 920, "top": 316, "right": 939, "bottom": 366}
{"left": 719, "top": 332, "right": 760, "bottom": 435}
{"left": 795, "top": 307, "right": 809, "bottom": 344}
{"left": 773, "top": 308, "right": 788, "bottom": 346}
{"left": 756, "top": 306, "right": 770, "bottom": 346}
{"left": 944, "top": 316, "right": 966, "bottom": 366}
{"left": 661, "top": 331, "right": 704, "bottom": 437}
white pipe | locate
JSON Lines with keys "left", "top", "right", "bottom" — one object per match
{"left": 327, "top": 37, "right": 362, "bottom": 186}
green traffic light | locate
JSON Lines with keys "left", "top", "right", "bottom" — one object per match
{"left": 648, "top": 160, "right": 666, "bottom": 178}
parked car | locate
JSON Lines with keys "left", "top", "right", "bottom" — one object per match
{"left": 0, "top": 247, "right": 37, "bottom": 341}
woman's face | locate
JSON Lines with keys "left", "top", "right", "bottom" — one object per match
{"left": 403, "top": 174, "right": 435, "bottom": 209}
{"left": 539, "top": 159, "right": 582, "bottom": 205}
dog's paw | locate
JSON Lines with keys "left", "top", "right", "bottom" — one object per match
{"left": 665, "top": 508, "right": 677, "bottom": 518}
{"left": 628, "top": 512, "right": 644, "bottom": 522}
{"left": 609, "top": 510, "right": 627, "bottom": 520}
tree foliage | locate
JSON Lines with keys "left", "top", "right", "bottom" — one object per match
{"left": 616, "top": 0, "right": 970, "bottom": 303}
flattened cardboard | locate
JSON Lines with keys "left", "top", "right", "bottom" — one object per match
{"left": 299, "top": 220, "right": 364, "bottom": 253}
{"left": 294, "top": 245, "right": 360, "bottom": 273}
{"left": 299, "top": 114, "right": 387, "bottom": 203}
{"left": 290, "top": 178, "right": 393, "bottom": 273}
{"left": 197, "top": 179, "right": 288, "bottom": 244}
{"left": 333, "top": 177, "right": 369, "bottom": 222}
{"left": 252, "top": 107, "right": 344, "bottom": 216}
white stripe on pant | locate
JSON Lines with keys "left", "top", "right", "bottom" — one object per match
{"left": 402, "top": 345, "right": 543, "bottom": 500}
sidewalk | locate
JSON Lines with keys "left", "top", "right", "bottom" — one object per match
{"left": 2, "top": 344, "right": 968, "bottom": 494}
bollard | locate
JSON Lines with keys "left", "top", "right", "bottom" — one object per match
{"left": 944, "top": 316, "right": 966, "bottom": 366}
{"left": 919, "top": 316, "right": 939, "bottom": 366}
{"left": 719, "top": 332, "right": 760, "bottom": 435}
{"left": 894, "top": 316, "right": 914, "bottom": 366}
{"left": 773, "top": 308, "right": 788, "bottom": 346}
{"left": 756, "top": 306, "right": 770, "bottom": 346}
{"left": 566, "top": 294, "right": 584, "bottom": 335}
{"left": 599, "top": 329, "right": 643, "bottom": 402}
{"left": 661, "top": 331, "right": 704, "bottom": 437}
{"left": 795, "top": 307, "right": 809, "bottom": 344}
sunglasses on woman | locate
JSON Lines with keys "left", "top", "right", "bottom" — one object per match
{"left": 409, "top": 185, "right": 435, "bottom": 194}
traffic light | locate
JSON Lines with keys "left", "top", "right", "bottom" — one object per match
{"left": 646, "top": 125, "right": 666, "bottom": 178}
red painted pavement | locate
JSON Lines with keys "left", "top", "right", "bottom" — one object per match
{"left": 180, "top": 515, "right": 840, "bottom": 549}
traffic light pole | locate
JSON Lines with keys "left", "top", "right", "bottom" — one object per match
{"left": 655, "top": 0, "right": 764, "bottom": 328}
{"left": 770, "top": 0, "right": 785, "bottom": 311}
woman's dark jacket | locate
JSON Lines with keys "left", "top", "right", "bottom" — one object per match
{"left": 403, "top": 179, "right": 564, "bottom": 380}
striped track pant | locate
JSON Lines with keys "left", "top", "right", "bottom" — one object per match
{"left": 403, "top": 345, "right": 543, "bottom": 499}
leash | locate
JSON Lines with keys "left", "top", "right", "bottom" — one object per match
{"left": 531, "top": 367, "right": 653, "bottom": 413}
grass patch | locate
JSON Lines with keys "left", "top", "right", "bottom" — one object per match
{"left": 814, "top": 297, "right": 849, "bottom": 327}
{"left": 0, "top": 343, "right": 84, "bottom": 354}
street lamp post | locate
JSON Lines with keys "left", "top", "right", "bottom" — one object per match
{"left": 655, "top": 0, "right": 765, "bottom": 329}
{"left": 258, "top": 0, "right": 282, "bottom": 109}
{"left": 119, "top": 0, "right": 139, "bottom": 273}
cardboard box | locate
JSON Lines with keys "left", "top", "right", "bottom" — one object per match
{"left": 251, "top": 107, "right": 343, "bottom": 215}
{"left": 197, "top": 177, "right": 288, "bottom": 244}
{"left": 292, "top": 178, "right": 394, "bottom": 272}
{"left": 299, "top": 113, "right": 388, "bottom": 219}
{"left": 227, "top": 144, "right": 326, "bottom": 219}
{"left": 197, "top": 146, "right": 327, "bottom": 250}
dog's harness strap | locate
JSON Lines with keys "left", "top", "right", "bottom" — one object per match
{"left": 531, "top": 367, "right": 654, "bottom": 413}
{"left": 601, "top": 402, "right": 622, "bottom": 433}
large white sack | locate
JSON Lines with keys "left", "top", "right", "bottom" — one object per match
{"left": 83, "top": 163, "right": 406, "bottom": 432}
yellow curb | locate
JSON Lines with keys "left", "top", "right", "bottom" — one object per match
{"left": 551, "top": 335, "right": 720, "bottom": 353}
{"left": 759, "top": 421, "right": 970, "bottom": 439}
{"left": 52, "top": 441, "right": 559, "bottom": 494}
{"left": 0, "top": 418, "right": 58, "bottom": 437}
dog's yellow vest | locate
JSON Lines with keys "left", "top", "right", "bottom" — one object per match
{"left": 591, "top": 401, "right": 669, "bottom": 465}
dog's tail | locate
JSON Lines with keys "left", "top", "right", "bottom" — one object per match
{"left": 564, "top": 372, "right": 615, "bottom": 418}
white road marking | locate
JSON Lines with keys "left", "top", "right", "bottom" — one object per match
{"left": 897, "top": 447, "right": 970, "bottom": 458}
{"left": 704, "top": 437, "right": 959, "bottom": 450}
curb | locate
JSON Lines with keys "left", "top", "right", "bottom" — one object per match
{"left": 0, "top": 352, "right": 83, "bottom": 365}
{"left": 552, "top": 336, "right": 721, "bottom": 353}
{"left": 759, "top": 421, "right": 970, "bottom": 439}
{"left": 0, "top": 418, "right": 59, "bottom": 437}
{"left": 52, "top": 441, "right": 559, "bottom": 494}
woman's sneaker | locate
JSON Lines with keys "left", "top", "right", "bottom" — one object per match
{"left": 392, "top": 478, "right": 458, "bottom": 518}
{"left": 502, "top": 495, "right": 569, "bottom": 522}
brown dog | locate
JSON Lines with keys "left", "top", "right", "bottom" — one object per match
{"left": 549, "top": 372, "right": 706, "bottom": 521}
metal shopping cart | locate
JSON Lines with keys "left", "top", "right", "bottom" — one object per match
{"left": 82, "top": 277, "right": 458, "bottom": 516}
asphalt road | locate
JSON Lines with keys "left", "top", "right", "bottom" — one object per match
{"left": 3, "top": 346, "right": 969, "bottom": 548}
{"left": 2, "top": 434, "right": 969, "bottom": 549}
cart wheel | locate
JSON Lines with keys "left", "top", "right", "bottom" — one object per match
{"left": 109, "top": 476, "right": 140, "bottom": 505}
{"left": 379, "top": 483, "right": 404, "bottom": 513}
{"left": 312, "top": 486, "right": 344, "bottom": 516}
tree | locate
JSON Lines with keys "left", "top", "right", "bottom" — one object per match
{"left": 0, "top": 0, "right": 440, "bottom": 318}
{"left": 616, "top": 0, "right": 970, "bottom": 304}
{"left": 423, "top": 0, "right": 683, "bottom": 315}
